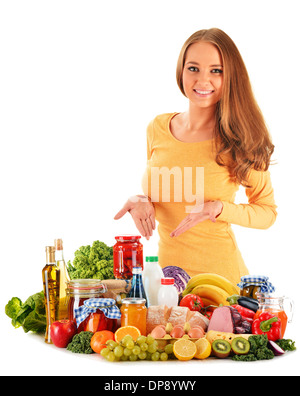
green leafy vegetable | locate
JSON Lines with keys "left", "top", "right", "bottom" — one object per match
{"left": 232, "top": 335, "right": 274, "bottom": 361}
{"left": 66, "top": 331, "right": 94, "bottom": 354}
{"left": 276, "top": 339, "right": 296, "bottom": 352}
{"left": 67, "top": 240, "right": 114, "bottom": 280}
{"left": 5, "top": 291, "right": 46, "bottom": 334}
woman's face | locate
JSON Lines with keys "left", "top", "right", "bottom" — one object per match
{"left": 182, "top": 41, "right": 223, "bottom": 109}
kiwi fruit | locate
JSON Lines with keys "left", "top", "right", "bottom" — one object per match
{"left": 231, "top": 337, "right": 250, "bottom": 355}
{"left": 212, "top": 339, "right": 231, "bottom": 358}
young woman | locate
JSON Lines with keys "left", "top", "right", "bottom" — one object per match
{"left": 114, "top": 28, "right": 277, "bottom": 286}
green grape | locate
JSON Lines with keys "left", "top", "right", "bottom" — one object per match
{"left": 114, "top": 345, "right": 124, "bottom": 357}
{"left": 123, "top": 347, "right": 132, "bottom": 357}
{"left": 121, "top": 335, "right": 133, "bottom": 345}
{"left": 126, "top": 340, "right": 135, "bottom": 349}
{"left": 100, "top": 347, "right": 110, "bottom": 358}
{"left": 146, "top": 335, "right": 155, "bottom": 345}
{"left": 132, "top": 346, "right": 141, "bottom": 355}
{"left": 148, "top": 343, "right": 158, "bottom": 354}
{"left": 138, "top": 351, "right": 147, "bottom": 360}
{"left": 164, "top": 344, "right": 174, "bottom": 355}
{"left": 129, "top": 354, "right": 138, "bottom": 361}
{"left": 106, "top": 340, "right": 118, "bottom": 350}
{"left": 120, "top": 354, "right": 129, "bottom": 361}
{"left": 146, "top": 352, "right": 152, "bottom": 360}
{"left": 160, "top": 352, "right": 168, "bottom": 361}
{"left": 106, "top": 351, "right": 116, "bottom": 362}
{"left": 151, "top": 351, "right": 160, "bottom": 361}
{"left": 140, "top": 342, "right": 148, "bottom": 351}
{"left": 136, "top": 335, "right": 147, "bottom": 345}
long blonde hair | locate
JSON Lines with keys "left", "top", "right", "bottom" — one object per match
{"left": 176, "top": 28, "right": 274, "bottom": 187}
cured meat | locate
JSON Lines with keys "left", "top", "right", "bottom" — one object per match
{"left": 207, "top": 307, "right": 235, "bottom": 333}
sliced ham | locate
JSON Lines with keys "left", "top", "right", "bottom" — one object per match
{"left": 207, "top": 307, "right": 234, "bottom": 333}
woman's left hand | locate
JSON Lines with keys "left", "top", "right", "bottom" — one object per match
{"left": 170, "top": 201, "right": 223, "bottom": 238}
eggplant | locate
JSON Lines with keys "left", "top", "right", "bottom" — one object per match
{"left": 237, "top": 296, "right": 259, "bottom": 313}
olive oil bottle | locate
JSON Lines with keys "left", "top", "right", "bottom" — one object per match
{"left": 54, "top": 238, "right": 70, "bottom": 320}
{"left": 42, "top": 246, "right": 60, "bottom": 344}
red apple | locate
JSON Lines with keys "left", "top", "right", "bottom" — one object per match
{"left": 50, "top": 320, "right": 77, "bottom": 348}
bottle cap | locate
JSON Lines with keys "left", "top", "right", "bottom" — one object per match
{"left": 146, "top": 256, "right": 158, "bottom": 262}
{"left": 54, "top": 239, "right": 63, "bottom": 250}
{"left": 45, "top": 246, "right": 56, "bottom": 263}
{"left": 115, "top": 235, "right": 141, "bottom": 242}
{"left": 132, "top": 266, "right": 143, "bottom": 274}
{"left": 161, "top": 277, "right": 174, "bottom": 285}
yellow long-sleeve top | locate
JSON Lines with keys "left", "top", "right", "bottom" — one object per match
{"left": 142, "top": 113, "right": 277, "bottom": 286}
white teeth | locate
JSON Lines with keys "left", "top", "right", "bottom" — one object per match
{"left": 195, "top": 90, "right": 213, "bottom": 94}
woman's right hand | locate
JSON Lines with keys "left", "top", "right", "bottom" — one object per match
{"left": 114, "top": 195, "right": 156, "bottom": 240}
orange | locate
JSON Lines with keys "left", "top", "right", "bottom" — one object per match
{"left": 194, "top": 338, "right": 211, "bottom": 359}
{"left": 173, "top": 339, "right": 197, "bottom": 361}
{"left": 114, "top": 326, "right": 141, "bottom": 343}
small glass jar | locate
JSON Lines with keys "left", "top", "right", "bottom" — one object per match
{"left": 113, "top": 235, "right": 143, "bottom": 279}
{"left": 253, "top": 293, "right": 294, "bottom": 338}
{"left": 66, "top": 279, "right": 107, "bottom": 324}
{"left": 240, "top": 284, "right": 261, "bottom": 299}
{"left": 121, "top": 297, "right": 147, "bottom": 335}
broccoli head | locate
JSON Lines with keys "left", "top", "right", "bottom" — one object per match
{"left": 67, "top": 240, "right": 114, "bottom": 280}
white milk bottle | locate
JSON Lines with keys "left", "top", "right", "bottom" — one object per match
{"left": 142, "top": 256, "right": 164, "bottom": 306}
{"left": 157, "top": 277, "right": 178, "bottom": 308}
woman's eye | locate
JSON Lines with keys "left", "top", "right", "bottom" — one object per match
{"left": 188, "top": 66, "right": 199, "bottom": 72}
{"left": 211, "top": 68, "right": 223, "bottom": 74}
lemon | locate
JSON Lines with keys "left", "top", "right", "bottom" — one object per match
{"left": 194, "top": 337, "right": 212, "bottom": 359}
{"left": 173, "top": 339, "right": 197, "bottom": 361}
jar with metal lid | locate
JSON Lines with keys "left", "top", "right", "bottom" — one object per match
{"left": 113, "top": 235, "right": 143, "bottom": 279}
{"left": 121, "top": 297, "right": 147, "bottom": 335}
{"left": 66, "top": 279, "right": 107, "bottom": 328}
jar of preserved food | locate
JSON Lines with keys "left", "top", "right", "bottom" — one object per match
{"left": 113, "top": 235, "right": 143, "bottom": 279}
{"left": 66, "top": 279, "right": 107, "bottom": 330}
{"left": 238, "top": 275, "right": 275, "bottom": 299}
{"left": 121, "top": 297, "right": 147, "bottom": 335}
{"left": 253, "top": 293, "right": 294, "bottom": 338}
{"left": 73, "top": 298, "right": 121, "bottom": 333}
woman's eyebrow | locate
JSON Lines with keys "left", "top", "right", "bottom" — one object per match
{"left": 186, "top": 61, "right": 223, "bottom": 67}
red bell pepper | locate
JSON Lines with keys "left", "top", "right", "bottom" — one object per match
{"left": 232, "top": 304, "right": 255, "bottom": 324}
{"left": 252, "top": 311, "right": 282, "bottom": 341}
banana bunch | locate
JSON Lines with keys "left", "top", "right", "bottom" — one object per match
{"left": 182, "top": 273, "right": 240, "bottom": 307}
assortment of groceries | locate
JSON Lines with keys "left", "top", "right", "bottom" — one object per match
{"left": 5, "top": 237, "right": 296, "bottom": 362}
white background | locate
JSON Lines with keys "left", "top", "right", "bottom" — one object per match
{"left": 1, "top": 0, "right": 299, "bottom": 376}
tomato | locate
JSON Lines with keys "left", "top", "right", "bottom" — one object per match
{"left": 180, "top": 294, "right": 204, "bottom": 312}
{"left": 204, "top": 310, "right": 213, "bottom": 320}
{"left": 91, "top": 330, "right": 115, "bottom": 354}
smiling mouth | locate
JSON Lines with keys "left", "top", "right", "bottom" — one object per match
{"left": 194, "top": 89, "right": 214, "bottom": 96}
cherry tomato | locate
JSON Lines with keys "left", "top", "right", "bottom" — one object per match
{"left": 90, "top": 330, "right": 115, "bottom": 354}
{"left": 179, "top": 294, "right": 204, "bottom": 312}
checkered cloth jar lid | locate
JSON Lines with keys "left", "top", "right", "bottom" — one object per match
{"left": 74, "top": 298, "right": 121, "bottom": 327}
{"left": 237, "top": 275, "right": 275, "bottom": 293}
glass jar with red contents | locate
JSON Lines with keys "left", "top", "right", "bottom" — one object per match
{"left": 113, "top": 235, "right": 143, "bottom": 279}
{"left": 66, "top": 279, "right": 117, "bottom": 332}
